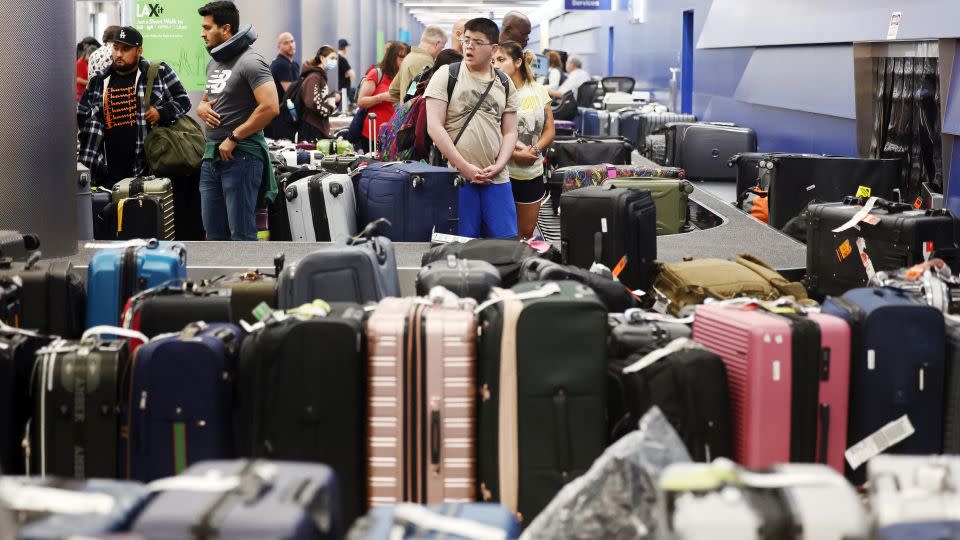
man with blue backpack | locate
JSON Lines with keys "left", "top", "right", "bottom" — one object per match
{"left": 425, "top": 18, "right": 519, "bottom": 239}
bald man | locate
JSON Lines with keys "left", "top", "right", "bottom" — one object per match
{"left": 267, "top": 31, "right": 299, "bottom": 139}
{"left": 500, "top": 11, "right": 531, "bottom": 48}
{"left": 452, "top": 18, "right": 468, "bottom": 53}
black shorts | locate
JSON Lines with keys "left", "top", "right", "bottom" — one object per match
{"left": 510, "top": 177, "right": 546, "bottom": 205}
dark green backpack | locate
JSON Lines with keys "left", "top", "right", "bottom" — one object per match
{"left": 143, "top": 63, "right": 205, "bottom": 177}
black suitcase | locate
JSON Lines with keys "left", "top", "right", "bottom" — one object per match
{"left": 608, "top": 311, "right": 692, "bottom": 359}
{"left": 545, "top": 136, "right": 633, "bottom": 213}
{"left": 732, "top": 153, "right": 904, "bottom": 229}
{"left": 123, "top": 284, "right": 233, "bottom": 337}
{"left": 623, "top": 112, "right": 696, "bottom": 152}
{"left": 30, "top": 337, "right": 128, "bottom": 479}
{"left": 674, "top": 123, "right": 757, "bottom": 181}
{"left": 0, "top": 329, "right": 50, "bottom": 475}
{"left": 0, "top": 258, "right": 85, "bottom": 338}
{"left": 421, "top": 239, "right": 561, "bottom": 288}
{"left": 805, "top": 198, "right": 958, "bottom": 296}
{"left": 518, "top": 257, "right": 639, "bottom": 312}
{"left": 235, "top": 304, "right": 366, "bottom": 526}
{"left": 559, "top": 185, "right": 657, "bottom": 292}
{"left": 0, "top": 231, "right": 40, "bottom": 261}
{"left": 607, "top": 343, "right": 733, "bottom": 461}
{"left": 415, "top": 256, "right": 501, "bottom": 302}
{"left": 945, "top": 317, "right": 960, "bottom": 454}
{"left": 477, "top": 281, "right": 608, "bottom": 524}
{"left": 100, "top": 195, "right": 164, "bottom": 240}
{"left": 0, "top": 277, "right": 22, "bottom": 327}
{"left": 730, "top": 152, "right": 823, "bottom": 209}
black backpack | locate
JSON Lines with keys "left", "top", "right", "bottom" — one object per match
{"left": 277, "top": 72, "right": 310, "bottom": 129}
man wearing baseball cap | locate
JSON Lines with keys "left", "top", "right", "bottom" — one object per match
{"left": 337, "top": 38, "right": 355, "bottom": 101}
{"left": 78, "top": 26, "right": 192, "bottom": 186}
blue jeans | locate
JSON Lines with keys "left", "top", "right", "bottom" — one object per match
{"left": 199, "top": 149, "right": 263, "bottom": 241}
{"left": 458, "top": 181, "right": 519, "bottom": 239}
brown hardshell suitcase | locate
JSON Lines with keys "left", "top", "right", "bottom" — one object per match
{"left": 366, "top": 295, "right": 478, "bottom": 506}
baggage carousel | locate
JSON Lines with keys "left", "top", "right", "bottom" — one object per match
{"left": 57, "top": 184, "right": 806, "bottom": 295}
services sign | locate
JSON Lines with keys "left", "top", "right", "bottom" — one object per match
{"left": 564, "top": 0, "right": 612, "bottom": 10}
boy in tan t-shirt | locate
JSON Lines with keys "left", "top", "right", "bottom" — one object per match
{"left": 425, "top": 18, "right": 520, "bottom": 238}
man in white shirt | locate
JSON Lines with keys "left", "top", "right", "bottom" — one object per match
{"left": 548, "top": 56, "right": 590, "bottom": 99}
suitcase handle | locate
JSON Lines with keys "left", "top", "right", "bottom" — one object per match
{"left": 430, "top": 399, "right": 441, "bottom": 466}
{"left": 817, "top": 403, "right": 829, "bottom": 465}
{"left": 842, "top": 196, "right": 911, "bottom": 213}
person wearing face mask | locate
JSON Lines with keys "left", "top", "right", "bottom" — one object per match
{"left": 297, "top": 45, "right": 342, "bottom": 143}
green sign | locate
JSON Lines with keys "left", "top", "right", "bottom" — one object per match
{"left": 134, "top": 0, "right": 209, "bottom": 92}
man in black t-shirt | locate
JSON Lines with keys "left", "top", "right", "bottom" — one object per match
{"left": 78, "top": 26, "right": 192, "bottom": 186}
{"left": 337, "top": 38, "right": 355, "bottom": 102}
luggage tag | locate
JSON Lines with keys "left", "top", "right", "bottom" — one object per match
{"left": 832, "top": 197, "right": 880, "bottom": 233}
{"left": 845, "top": 415, "right": 915, "bottom": 471}
{"left": 855, "top": 237, "right": 877, "bottom": 281}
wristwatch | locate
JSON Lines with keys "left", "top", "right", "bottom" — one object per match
{"left": 228, "top": 133, "right": 241, "bottom": 144}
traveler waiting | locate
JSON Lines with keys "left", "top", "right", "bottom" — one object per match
{"left": 548, "top": 56, "right": 590, "bottom": 100}
{"left": 78, "top": 26, "right": 192, "bottom": 186}
{"left": 356, "top": 41, "right": 408, "bottom": 152}
{"left": 337, "top": 38, "right": 355, "bottom": 102}
{"left": 196, "top": 1, "right": 280, "bottom": 241}
{"left": 87, "top": 26, "right": 120, "bottom": 79}
{"left": 425, "top": 18, "right": 519, "bottom": 239}
{"left": 298, "top": 46, "right": 342, "bottom": 143}
{"left": 266, "top": 31, "right": 299, "bottom": 140}
{"left": 389, "top": 26, "right": 448, "bottom": 102}
{"left": 499, "top": 11, "right": 532, "bottom": 49}
{"left": 495, "top": 41, "right": 555, "bottom": 240}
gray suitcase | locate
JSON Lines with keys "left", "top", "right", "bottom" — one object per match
{"left": 868, "top": 455, "right": 960, "bottom": 533}
{"left": 285, "top": 172, "right": 358, "bottom": 242}
{"left": 662, "top": 461, "right": 870, "bottom": 540}
{"left": 674, "top": 124, "right": 758, "bottom": 181}
{"left": 111, "top": 176, "right": 176, "bottom": 240}
{"left": 597, "top": 110, "right": 621, "bottom": 137}
{"left": 277, "top": 234, "right": 400, "bottom": 308}
{"left": 77, "top": 163, "right": 94, "bottom": 241}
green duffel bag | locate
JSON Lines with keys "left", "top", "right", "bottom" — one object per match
{"left": 652, "top": 253, "right": 814, "bottom": 316}
{"left": 605, "top": 177, "right": 694, "bottom": 235}
{"left": 143, "top": 64, "right": 205, "bottom": 177}
{"left": 316, "top": 138, "right": 355, "bottom": 155}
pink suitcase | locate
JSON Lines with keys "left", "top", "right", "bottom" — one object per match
{"left": 693, "top": 304, "right": 850, "bottom": 473}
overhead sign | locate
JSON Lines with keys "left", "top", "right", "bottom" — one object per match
{"left": 564, "top": 0, "right": 612, "bottom": 10}
{"left": 886, "top": 11, "right": 902, "bottom": 40}
{"left": 134, "top": 0, "right": 209, "bottom": 92}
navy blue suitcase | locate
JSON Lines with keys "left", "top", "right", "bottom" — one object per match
{"left": 576, "top": 107, "right": 601, "bottom": 137}
{"left": 8, "top": 477, "right": 148, "bottom": 539}
{"left": 357, "top": 162, "right": 462, "bottom": 242}
{"left": 350, "top": 503, "right": 521, "bottom": 539}
{"left": 821, "top": 287, "right": 945, "bottom": 484}
{"left": 132, "top": 459, "right": 342, "bottom": 540}
{"left": 86, "top": 241, "right": 187, "bottom": 329}
{"left": 122, "top": 323, "right": 245, "bottom": 482}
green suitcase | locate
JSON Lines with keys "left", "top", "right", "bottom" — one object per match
{"left": 604, "top": 177, "right": 693, "bottom": 235}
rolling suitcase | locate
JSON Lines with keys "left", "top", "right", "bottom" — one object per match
{"left": 121, "top": 283, "right": 232, "bottom": 337}
{"left": 477, "top": 281, "right": 608, "bottom": 524}
{"left": 821, "top": 287, "right": 945, "bottom": 484}
{"left": 624, "top": 112, "right": 696, "bottom": 152}
{"left": 602, "top": 177, "right": 693, "bottom": 235}
{"left": 730, "top": 152, "right": 822, "bottom": 210}
{"left": 277, "top": 233, "right": 400, "bottom": 308}
{"left": 6, "top": 477, "right": 149, "bottom": 539}
{"left": 607, "top": 338, "right": 733, "bottom": 460}
{"left": 0, "top": 329, "right": 50, "bottom": 475}
{"left": 320, "top": 153, "right": 376, "bottom": 175}
{"left": 555, "top": 163, "right": 686, "bottom": 193}
{"left": 559, "top": 185, "right": 657, "bottom": 291}
{"left": 357, "top": 162, "right": 461, "bottom": 242}
{"left": 415, "top": 256, "right": 501, "bottom": 302}
{"left": 235, "top": 305, "right": 366, "bottom": 525}
{"left": 285, "top": 171, "right": 359, "bottom": 242}
{"left": 366, "top": 296, "right": 478, "bottom": 506}
{"left": 29, "top": 335, "right": 133, "bottom": 479}
{"left": 517, "top": 257, "right": 639, "bottom": 313}
{"left": 92, "top": 186, "right": 114, "bottom": 240}
{"left": 544, "top": 137, "right": 634, "bottom": 212}
{"left": 132, "top": 459, "right": 342, "bottom": 540}
{"left": 111, "top": 177, "right": 176, "bottom": 240}
{"left": 270, "top": 166, "right": 320, "bottom": 242}
{"left": 554, "top": 120, "right": 576, "bottom": 137}
{"left": 804, "top": 198, "right": 958, "bottom": 297}
{"left": 420, "top": 239, "right": 561, "bottom": 288}
{"left": 661, "top": 461, "right": 870, "bottom": 540}
{"left": 734, "top": 154, "right": 904, "bottom": 229}
{"left": 945, "top": 317, "right": 960, "bottom": 454}
{"left": 122, "top": 323, "right": 244, "bottom": 482}
{"left": 0, "top": 259, "right": 85, "bottom": 338}
{"left": 98, "top": 195, "right": 166, "bottom": 241}
{"left": 77, "top": 163, "right": 94, "bottom": 241}
{"left": 576, "top": 107, "right": 600, "bottom": 136}
{"left": 206, "top": 268, "right": 280, "bottom": 325}
{"left": 607, "top": 310, "right": 691, "bottom": 359}
{"left": 674, "top": 123, "right": 757, "bottom": 181}
{"left": 349, "top": 503, "right": 521, "bottom": 540}
{"left": 868, "top": 455, "right": 960, "bottom": 539}
{"left": 693, "top": 304, "right": 852, "bottom": 473}
{"left": 86, "top": 241, "right": 188, "bottom": 329}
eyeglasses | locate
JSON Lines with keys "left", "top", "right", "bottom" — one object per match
{"left": 459, "top": 37, "right": 492, "bottom": 48}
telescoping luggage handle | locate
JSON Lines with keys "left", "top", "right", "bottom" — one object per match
{"left": 389, "top": 504, "right": 510, "bottom": 540}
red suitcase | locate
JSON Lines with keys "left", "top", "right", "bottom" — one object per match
{"left": 693, "top": 304, "right": 850, "bottom": 473}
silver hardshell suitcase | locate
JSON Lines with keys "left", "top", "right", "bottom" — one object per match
{"left": 869, "top": 455, "right": 960, "bottom": 537}
{"left": 284, "top": 172, "right": 358, "bottom": 242}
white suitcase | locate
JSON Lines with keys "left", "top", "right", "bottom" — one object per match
{"left": 284, "top": 172, "right": 358, "bottom": 242}
{"left": 661, "top": 461, "right": 870, "bottom": 540}
{"left": 868, "top": 455, "right": 960, "bottom": 530}
{"left": 603, "top": 92, "right": 640, "bottom": 112}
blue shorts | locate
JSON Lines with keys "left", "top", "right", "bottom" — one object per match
{"left": 458, "top": 182, "right": 518, "bottom": 239}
